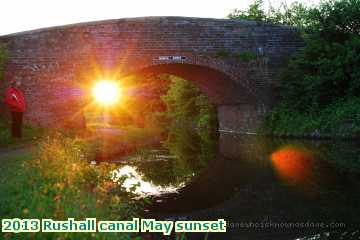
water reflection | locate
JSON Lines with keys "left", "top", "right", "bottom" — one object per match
{"left": 112, "top": 165, "right": 184, "bottom": 197}
{"left": 109, "top": 130, "right": 360, "bottom": 239}
{"left": 112, "top": 125, "right": 217, "bottom": 199}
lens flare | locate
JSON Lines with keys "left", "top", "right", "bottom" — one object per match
{"left": 92, "top": 80, "right": 120, "bottom": 105}
{"left": 271, "top": 146, "right": 314, "bottom": 182}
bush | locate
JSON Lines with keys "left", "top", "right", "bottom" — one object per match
{"left": 263, "top": 0, "right": 360, "bottom": 137}
{"left": 265, "top": 98, "right": 360, "bottom": 137}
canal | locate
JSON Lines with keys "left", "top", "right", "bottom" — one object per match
{"left": 110, "top": 131, "right": 360, "bottom": 239}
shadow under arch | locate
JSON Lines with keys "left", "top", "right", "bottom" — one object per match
{"left": 123, "top": 63, "right": 255, "bottom": 105}
{"left": 123, "top": 63, "right": 261, "bottom": 134}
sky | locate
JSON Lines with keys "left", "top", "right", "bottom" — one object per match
{"left": 1, "top": 0, "right": 318, "bottom": 36}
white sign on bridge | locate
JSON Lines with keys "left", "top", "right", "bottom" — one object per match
{"left": 158, "top": 56, "right": 187, "bottom": 61}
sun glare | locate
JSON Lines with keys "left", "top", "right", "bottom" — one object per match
{"left": 92, "top": 80, "right": 121, "bottom": 105}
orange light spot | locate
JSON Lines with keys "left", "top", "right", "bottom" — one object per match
{"left": 271, "top": 146, "right": 314, "bottom": 182}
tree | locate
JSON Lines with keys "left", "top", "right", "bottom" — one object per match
{"left": 278, "top": 0, "right": 360, "bottom": 112}
{"left": 264, "top": 0, "right": 360, "bottom": 136}
{"left": 228, "top": 0, "right": 310, "bottom": 28}
{"left": 228, "top": 0, "right": 267, "bottom": 22}
{"left": 161, "top": 76, "right": 218, "bottom": 169}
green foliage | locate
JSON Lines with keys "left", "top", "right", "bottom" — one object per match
{"left": 279, "top": 37, "right": 360, "bottom": 112}
{"left": 119, "top": 76, "right": 219, "bottom": 189}
{"left": 228, "top": 0, "right": 310, "bottom": 27}
{"left": 265, "top": 98, "right": 360, "bottom": 137}
{"left": 161, "top": 76, "right": 218, "bottom": 175}
{"left": 0, "top": 133, "right": 144, "bottom": 239}
{"left": 279, "top": 0, "right": 360, "bottom": 112}
{"left": 306, "top": 0, "right": 360, "bottom": 36}
{"left": 267, "top": 1, "right": 311, "bottom": 27}
{"left": 161, "top": 76, "right": 217, "bottom": 135}
{"left": 234, "top": 0, "right": 360, "bottom": 137}
{"left": 228, "top": 0, "right": 267, "bottom": 22}
{"left": 265, "top": 0, "right": 360, "bottom": 137}
{"left": 0, "top": 151, "right": 34, "bottom": 219}
{"left": 0, "top": 42, "right": 8, "bottom": 81}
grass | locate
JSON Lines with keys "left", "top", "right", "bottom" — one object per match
{"left": 0, "top": 132, "right": 146, "bottom": 240}
{"left": 0, "top": 118, "right": 43, "bottom": 148}
{"left": 0, "top": 149, "right": 34, "bottom": 219}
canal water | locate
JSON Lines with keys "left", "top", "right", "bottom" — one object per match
{"left": 111, "top": 132, "right": 360, "bottom": 239}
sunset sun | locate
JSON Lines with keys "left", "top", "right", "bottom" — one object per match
{"left": 92, "top": 80, "right": 121, "bottom": 105}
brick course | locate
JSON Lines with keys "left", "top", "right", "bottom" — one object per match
{"left": 0, "top": 17, "right": 304, "bottom": 133}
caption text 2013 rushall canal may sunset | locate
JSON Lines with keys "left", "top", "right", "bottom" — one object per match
{"left": 1, "top": 218, "right": 227, "bottom": 235}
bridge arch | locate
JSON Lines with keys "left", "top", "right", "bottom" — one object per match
{"left": 0, "top": 16, "right": 304, "bottom": 133}
{"left": 124, "top": 63, "right": 255, "bottom": 105}
{"left": 123, "top": 63, "right": 259, "bottom": 133}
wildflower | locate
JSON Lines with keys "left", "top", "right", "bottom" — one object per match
{"left": 53, "top": 194, "right": 61, "bottom": 202}
{"left": 111, "top": 195, "right": 121, "bottom": 204}
{"left": 22, "top": 208, "right": 29, "bottom": 214}
{"left": 54, "top": 182, "right": 65, "bottom": 190}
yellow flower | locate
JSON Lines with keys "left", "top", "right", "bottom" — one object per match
{"left": 22, "top": 208, "right": 29, "bottom": 214}
{"left": 54, "top": 182, "right": 65, "bottom": 190}
{"left": 111, "top": 196, "right": 121, "bottom": 204}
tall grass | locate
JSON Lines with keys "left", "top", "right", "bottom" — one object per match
{"left": 1, "top": 132, "right": 145, "bottom": 239}
{"left": 264, "top": 97, "right": 360, "bottom": 138}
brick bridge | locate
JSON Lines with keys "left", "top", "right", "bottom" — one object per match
{"left": 0, "top": 17, "right": 303, "bottom": 133}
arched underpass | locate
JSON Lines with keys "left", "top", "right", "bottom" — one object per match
{"left": 126, "top": 63, "right": 259, "bottom": 134}
{"left": 0, "top": 16, "right": 304, "bottom": 133}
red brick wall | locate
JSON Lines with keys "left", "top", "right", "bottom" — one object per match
{"left": 0, "top": 17, "right": 304, "bottom": 132}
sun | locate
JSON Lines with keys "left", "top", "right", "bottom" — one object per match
{"left": 92, "top": 80, "right": 121, "bottom": 105}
